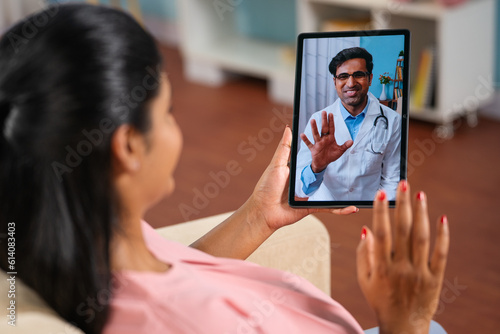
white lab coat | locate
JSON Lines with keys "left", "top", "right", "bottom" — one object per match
{"left": 295, "top": 92, "right": 401, "bottom": 201}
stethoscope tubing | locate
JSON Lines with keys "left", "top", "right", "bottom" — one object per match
{"left": 373, "top": 106, "right": 388, "bottom": 129}
{"left": 370, "top": 106, "right": 389, "bottom": 154}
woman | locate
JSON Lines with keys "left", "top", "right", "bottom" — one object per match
{"left": 0, "top": 4, "right": 449, "bottom": 334}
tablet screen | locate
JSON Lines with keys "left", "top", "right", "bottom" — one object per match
{"left": 289, "top": 30, "right": 410, "bottom": 208}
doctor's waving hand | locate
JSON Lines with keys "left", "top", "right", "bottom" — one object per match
{"left": 296, "top": 47, "right": 401, "bottom": 201}
{"left": 300, "top": 111, "right": 354, "bottom": 174}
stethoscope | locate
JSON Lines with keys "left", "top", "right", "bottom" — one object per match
{"left": 370, "top": 106, "right": 389, "bottom": 154}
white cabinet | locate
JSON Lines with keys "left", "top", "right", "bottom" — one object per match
{"left": 298, "top": 0, "right": 496, "bottom": 137}
{"left": 176, "top": 0, "right": 496, "bottom": 137}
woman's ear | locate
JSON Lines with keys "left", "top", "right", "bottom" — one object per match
{"left": 111, "top": 124, "right": 145, "bottom": 173}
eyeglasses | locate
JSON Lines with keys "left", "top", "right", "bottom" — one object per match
{"left": 334, "top": 71, "right": 370, "bottom": 81}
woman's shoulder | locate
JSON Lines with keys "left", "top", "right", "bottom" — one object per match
{"left": 140, "top": 221, "right": 214, "bottom": 263}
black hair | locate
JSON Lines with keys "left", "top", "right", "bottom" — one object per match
{"left": 0, "top": 4, "right": 162, "bottom": 333}
{"left": 328, "top": 47, "right": 374, "bottom": 76}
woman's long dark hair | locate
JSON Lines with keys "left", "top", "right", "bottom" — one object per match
{"left": 0, "top": 4, "right": 162, "bottom": 333}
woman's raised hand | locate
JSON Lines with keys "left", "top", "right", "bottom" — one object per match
{"left": 356, "top": 181, "right": 450, "bottom": 334}
{"left": 249, "top": 126, "right": 357, "bottom": 233}
{"left": 192, "top": 127, "right": 357, "bottom": 260}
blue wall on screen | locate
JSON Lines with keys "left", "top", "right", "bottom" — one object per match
{"left": 360, "top": 35, "right": 405, "bottom": 101}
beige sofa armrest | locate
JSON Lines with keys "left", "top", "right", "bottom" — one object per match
{"left": 156, "top": 212, "right": 331, "bottom": 295}
{"left": 0, "top": 269, "right": 83, "bottom": 334}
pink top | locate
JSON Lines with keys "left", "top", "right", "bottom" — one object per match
{"left": 103, "top": 222, "right": 364, "bottom": 334}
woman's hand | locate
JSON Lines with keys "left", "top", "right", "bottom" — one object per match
{"left": 356, "top": 181, "right": 450, "bottom": 334}
{"left": 247, "top": 126, "right": 357, "bottom": 233}
{"left": 191, "top": 127, "right": 357, "bottom": 259}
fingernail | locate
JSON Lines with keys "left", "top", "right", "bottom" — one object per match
{"left": 440, "top": 215, "right": 448, "bottom": 224}
{"left": 355, "top": 208, "right": 360, "bottom": 213}
{"left": 400, "top": 180, "right": 408, "bottom": 192}
{"left": 377, "top": 190, "right": 386, "bottom": 201}
{"left": 417, "top": 191, "right": 425, "bottom": 201}
{"left": 361, "top": 227, "right": 367, "bottom": 240}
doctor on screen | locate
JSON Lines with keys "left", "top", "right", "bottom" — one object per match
{"left": 296, "top": 47, "right": 401, "bottom": 201}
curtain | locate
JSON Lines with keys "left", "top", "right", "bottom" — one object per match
{"left": 298, "top": 37, "right": 360, "bottom": 134}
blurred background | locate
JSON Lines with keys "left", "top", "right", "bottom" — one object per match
{"left": 1, "top": 0, "right": 499, "bottom": 332}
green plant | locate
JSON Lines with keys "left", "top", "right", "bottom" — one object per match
{"left": 399, "top": 50, "right": 404, "bottom": 57}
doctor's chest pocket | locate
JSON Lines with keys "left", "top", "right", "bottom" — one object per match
{"left": 362, "top": 141, "right": 388, "bottom": 175}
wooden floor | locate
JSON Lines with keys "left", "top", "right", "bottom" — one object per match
{"left": 145, "top": 45, "right": 500, "bottom": 333}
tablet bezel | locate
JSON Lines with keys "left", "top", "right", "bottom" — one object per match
{"left": 289, "top": 29, "right": 410, "bottom": 208}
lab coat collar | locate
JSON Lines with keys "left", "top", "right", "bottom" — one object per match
{"left": 339, "top": 98, "right": 370, "bottom": 121}
{"left": 330, "top": 101, "right": 352, "bottom": 143}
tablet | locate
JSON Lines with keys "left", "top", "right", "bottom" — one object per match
{"left": 289, "top": 30, "right": 410, "bottom": 208}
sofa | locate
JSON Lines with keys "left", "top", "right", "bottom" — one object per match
{"left": 0, "top": 212, "right": 331, "bottom": 333}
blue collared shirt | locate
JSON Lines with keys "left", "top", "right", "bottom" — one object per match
{"left": 340, "top": 99, "right": 369, "bottom": 141}
{"left": 301, "top": 100, "right": 370, "bottom": 195}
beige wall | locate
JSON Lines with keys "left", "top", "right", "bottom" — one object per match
{"left": 1, "top": 0, "right": 45, "bottom": 31}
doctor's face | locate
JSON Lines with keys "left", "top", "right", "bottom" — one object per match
{"left": 334, "top": 58, "right": 373, "bottom": 114}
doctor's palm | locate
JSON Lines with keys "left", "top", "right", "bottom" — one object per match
{"left": 300, "top": 111, "right": 353, "bottom": 173}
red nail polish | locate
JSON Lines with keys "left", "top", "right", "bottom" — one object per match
{"left": 361, "top": 227, "right": 367, "bottom": 240}
{"left": 440, "top": 215, "right": 448, "bottom": 224}
{"left": 417, "top": 191, "right": 425, "bottom": 200}
{"left": 400, "top": 180, "right": 408, "bottom": 192}
{"left": 378, "top": 190, "right": 386, "bottom": 201}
